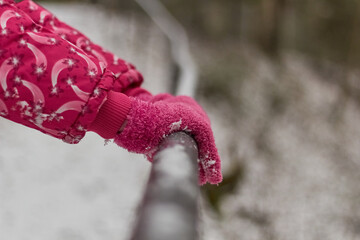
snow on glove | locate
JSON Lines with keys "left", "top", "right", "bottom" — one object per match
{"left": 114, "top": 95, "right": 222, "bottom": 185}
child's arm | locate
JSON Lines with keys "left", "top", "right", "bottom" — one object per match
{"left": 0, "top": 0, "right": 131, "bottom": 144}
{"left": 0, "top": 0, "right": 221, "bottom": 185}
{"left": 15, "top": 0, "right": 147, "bottom": 95}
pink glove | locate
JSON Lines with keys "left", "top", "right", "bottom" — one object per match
{"left": 114, "top": 95, "right": 222, "bottom": 185}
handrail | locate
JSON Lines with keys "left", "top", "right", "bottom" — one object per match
{"left": 130, "top": 132, "right": 199, "bottom": 240}
{"left": 130, "top": 1, "right": 200, "bottom": 239}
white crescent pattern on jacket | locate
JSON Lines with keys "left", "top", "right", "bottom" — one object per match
{"left": 27, "top": 32, "right": 56, "bottom": 45}
{"left": 75, "top": 36, "right": 87, "bottom": 48}
{"left": 99, "top": 61, "right": 106, "bottom": 74}
{"left": 55, "top": 100, "right": 84, "bottom": 114}
{"left": 22, "top": 80, "right": 45, "bottom": 104}
{"left": 39, "top": 10, "right": 51, "bottom": 24}
{"left": 113, "top": 55, "right": 119, "bottom": 65}
{"left": 0, "top": 57, "right": 14, "bottom": 91}
{"left": 71, "top": 85, "right": 90, "bottom": 102}
{"left": 27, "top": 0, "right": 39, "bottom": 11}
{"left": 75, "top": 51, "right": 98, "bottom": 73}
{"left": 26, "top": 42, "right": 47, "bottom": 68}
{"left": 51, "top": 58, "right": 70, "bottom": 87}
{"left": 0, "top": 10, "right": 18, "bottom": 29}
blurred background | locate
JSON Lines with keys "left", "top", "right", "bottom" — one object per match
{"left": 1, "top": 0, "right": 360, "bottom": 239}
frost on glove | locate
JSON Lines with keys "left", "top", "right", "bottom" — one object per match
{"left": 114, "top": 95, "right": 222, "bottom": 185}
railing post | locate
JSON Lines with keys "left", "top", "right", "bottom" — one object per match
{"left": 130, "top": 132, "right": 199, "bottom": 240}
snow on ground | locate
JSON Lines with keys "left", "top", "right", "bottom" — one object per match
{"left": 0, "top": 2, "right": 172, "bottom": 240}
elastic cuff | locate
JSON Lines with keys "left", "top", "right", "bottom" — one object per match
{"left": 89, "top": 91, "right": 131, "bottom": 139}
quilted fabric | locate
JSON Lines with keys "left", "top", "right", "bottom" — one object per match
{"left": 0, "top": 0, "right": 142, "bottom": 143}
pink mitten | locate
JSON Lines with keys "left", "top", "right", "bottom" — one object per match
{"left": 114, "top": 95, "right": 222, "bottom": 185}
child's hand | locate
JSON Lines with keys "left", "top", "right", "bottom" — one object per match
{"left": 114, "top": 95, "right": 222, "bottom": 185}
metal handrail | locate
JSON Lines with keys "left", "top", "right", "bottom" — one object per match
{"left": 130, "top": 132, "right": 199, "bottom": 240}
{"left": 130, "top": 1, "right": 200, "bottom": 239}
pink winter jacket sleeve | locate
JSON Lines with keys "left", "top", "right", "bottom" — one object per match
{"left": 0, "top": 0, "right": 133, "bottom": 143}
{"left": 15, "top": 0, "right": 144, "bottom": 93}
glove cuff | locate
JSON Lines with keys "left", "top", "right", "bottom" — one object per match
{"left": 89, "top": 91, "right": 131, "bottom": 139}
